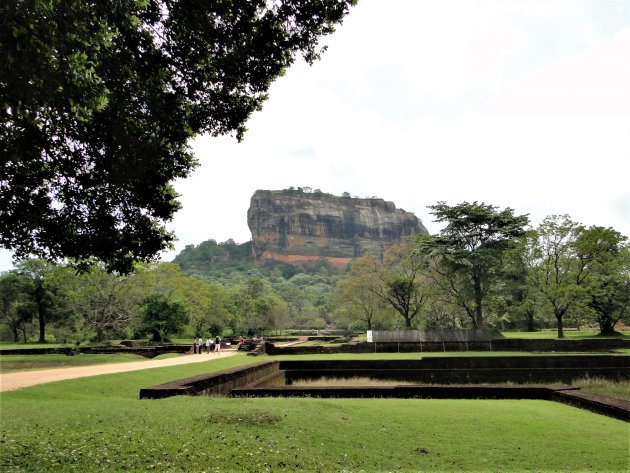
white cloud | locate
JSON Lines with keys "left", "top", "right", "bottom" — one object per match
{"left": 161, "top": 0, "right": 630, "bottom": 261}
{"left": 2, "top": 0, "right": 629, "bottom": 271}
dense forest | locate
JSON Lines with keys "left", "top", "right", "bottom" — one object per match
{"left": 1, "top": 203, "right": 628, "bottom": 343}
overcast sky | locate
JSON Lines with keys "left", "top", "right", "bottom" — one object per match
{"left": 1, "top": 0, "right": 629, "bottom": 271}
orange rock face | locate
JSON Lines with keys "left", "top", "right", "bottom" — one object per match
{"left": 247, "top": 190, "right": 428, "bottom": 269}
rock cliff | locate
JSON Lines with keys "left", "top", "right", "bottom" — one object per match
{"left": 247, "top": 189, "right": 429, "bottom": 268}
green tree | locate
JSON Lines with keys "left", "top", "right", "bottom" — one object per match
{"left": 523, "top": 215, "right": 588, "bottom": 338}
{"left": 332, "top": 255, "right": 390, "bottom": 331}
{"left": 421, "top": 202, "right": 529, "bottom": 328}
{"left": 272, "top": 272, "right": 338, "bottom": 330}
{"left": 64, "top": 266, "right": 144, "bottom": 342}
{"left": 225, "top": 286, "right": 248, "bottom": 336}
{"left": 43, "top": 264, "right": 91, "bottom": 344}
{"left": 0, "top": 272, "right": 35, "bottom": 342}
{"left": 378, "top": 240, "right": 433, "bottom": 329}
{"left": 1, "top": 0, "right": 357, "bottom": 272}
{"left": 574, "top": 226, "right": 630, "bottom": 335}
{"left": 14, "top": 259, "right": 55, "bottom": 342}
{"left": 245, "top": 294, "right": 287, "bottom": 336}
{"left": 503, "top": 233, "right": 542, "bottom": 332}
{"left": 136, "top": 262, "right": 231, "bottom": 338}
{"left": 140, "top": 294, "right": 189, "bottom": 342}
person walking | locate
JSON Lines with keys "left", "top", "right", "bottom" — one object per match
{"left": 214, "top": 335, "right": 221, "bottom": 353}
{"left": 198, "top": 336, "right": 204, "bottom": 354}
{"left": 193, "top": 337, "right": 197, "bottom": 354}
{"left": 205, "top": 337, "right": 211, "bottom": 354}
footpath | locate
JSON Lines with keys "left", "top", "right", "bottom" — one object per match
{"left": 0, "top": 351, "right": 237, "bottom": 392}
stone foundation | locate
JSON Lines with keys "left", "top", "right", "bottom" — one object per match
{"left": 265, "top": 338, "right": 630, "bottom": 354}
{"left": 139, "top": 356, "right": 630, "bottom": 420}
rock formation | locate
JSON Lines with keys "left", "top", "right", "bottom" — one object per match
{"left": 247, "top": 189, "right": 429, "bottom": 269}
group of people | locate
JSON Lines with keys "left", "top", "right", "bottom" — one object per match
{"left": 192, "top": 335, "right": 246, "bottom": 354}
{"left": 193, "top": 336, "right": 222, "bottom": 354}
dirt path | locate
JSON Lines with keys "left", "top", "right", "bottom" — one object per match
{"left": 0, "top": 351, "right": 238, "bottom": 392}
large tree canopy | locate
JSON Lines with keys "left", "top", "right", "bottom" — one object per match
{"left": 420, "top": 201, "right": 529, "bottom": 328}
{"left": 0, "top": 0, "right": 356, "bottom": 272}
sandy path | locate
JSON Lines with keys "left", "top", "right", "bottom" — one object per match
{"left": 0, "top": 351, "right": 238, "bottom": 392}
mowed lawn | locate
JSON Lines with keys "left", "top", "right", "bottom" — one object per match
{"left": 0, "top": 353, "right": 161, "bottom": 373}
{"left": 2, "top": 354, "right": 629, "bottom": 472}
{"left": 500, "top": 330, "right": 629, "bottom": 339}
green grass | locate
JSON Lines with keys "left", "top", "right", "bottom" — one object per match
{"left": 0, "top": 353, "right": 153, "bottom": 373}
{"left": 500, "top": 330, "right": 630, "bottom": 339}
{"left": 1, "top": 354, "right": 628, "bottom": 472}
{"left": 3, "top": 350, "right": 625, "bottom": 374}
{"left": 571, "top": 378, "right": 630, "bottom": 401}
{"left": 0, "top": 342, "right": 73, "bottom": 349}
{"left": 294, "top": 340, "right": 346, "bottom": 346}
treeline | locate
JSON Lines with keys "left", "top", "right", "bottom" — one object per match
{"left": 173, "top": 239, "right": 256, "bottom": 279}
{"left": 334, "top": 203, "right": 629, "bottom": 337}
{"left": 1, "top": 202, "right": 628, "bottom": 343}
{"left": 0, "top": 257, "right": 341, "bottom": 344}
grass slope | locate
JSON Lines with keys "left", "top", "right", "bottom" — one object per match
{"left": 1, "top": 354, "right": 628, "bottom": 472}
{"left": 0, "top": 353, "right": 155, "bottom": 373}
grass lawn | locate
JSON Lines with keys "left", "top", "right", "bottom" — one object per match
{"left": 2, "top": 350, "right": 627, "bottom": 374}
{"left": 1, "top": 354, "right": 628, "bottom": 472}
{"left": 0, "top": 353, "right": 154, "bottom": 373}
{"left": 0, "top": 342, "right": 74, "bottom": 350}
{"left": 500, "top": 330, "right": 629, "bottom": 339}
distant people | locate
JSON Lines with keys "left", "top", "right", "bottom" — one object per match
{"left": 193, "top": 338, "right": 197, "bottom": 354}
{"left": 206, "top": 337, "right": 211, "bottom": 354}
{"left": 198, "top": 336, "right": 203, "bottom": 354}
{"left": 237, "top": 336, "right": 244, "bottom": 348}
{"left": 214, "top": 335, "right": 221, "bottom": 353}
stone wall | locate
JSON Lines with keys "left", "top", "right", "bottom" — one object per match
{"left": 138, "top": 357, "right": 630, "bottom": 420}
{"left": 265, "top": 338, "right": 630, "bottom": 355}
{"left": 139, "top": 361, "right": 281, "bottom": 399}
{"left": 369, "top": 329, "right": 492, "bottom": 342}
{"left": 278, "top": 356, "right": 630, "bottom": 385}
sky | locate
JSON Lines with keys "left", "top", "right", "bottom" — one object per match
{"left": 1, "top": 0, "right": 629, "bottom": 270}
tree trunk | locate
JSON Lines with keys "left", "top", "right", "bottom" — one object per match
{"left": 38, "top": 312, "right": 46, "bottom": 343}
{"left": 465, "top": 306, "right": 477, "bottom": 329}
{"left": 598, "top": 315, "right": 618, "bottom": 336}
{"left": 35, "top": 285, "right": 46, "bottom": 343}
{"left": 152, "top": 329, "right": 162, "bottom": 342}
{"left": 526, "top": 309, "right": 535, "bottom": 332}
{"left": 97, "top": 325, "right": 105, "bottom": 343}
{"left": 475, "top": 308, "right": 483, "bottom": 328}
{"left": 474, "top": 291, "right": 483, "bottom": 327}
{"left": 11, "top": 326, "right": 19, "bottom": 342}
{"left": 556, "top": 314, "right": 564, "bottom": 339}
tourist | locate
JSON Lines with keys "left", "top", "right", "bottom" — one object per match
{"left": 198, "top": 336, "right": 203, "bottom": 354}
{"left": 193, "top": 338, "right": 197, "bottom": 354}
{"left": 206, "top": 337, "right": 211, "bottom": 354}
{"left": 214, "top": 335, "right": 221, "bottom": 353}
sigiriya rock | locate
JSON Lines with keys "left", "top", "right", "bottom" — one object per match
{"left": 247, "top": 189, "right": 429, "bottom": 269}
